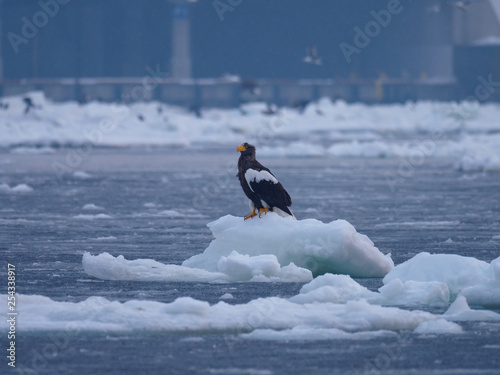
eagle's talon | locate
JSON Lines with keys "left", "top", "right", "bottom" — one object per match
{"left": 244, "top": 209, "right": 257, "bottom": 220}
{"left": 258, "top": 208, "right": 270, "bottom": 217}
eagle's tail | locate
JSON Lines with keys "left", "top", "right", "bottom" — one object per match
{"left": 273, "top": 207, "right": 296, "bottom": 220}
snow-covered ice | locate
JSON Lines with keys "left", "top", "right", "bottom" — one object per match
{"left": 290, "top": 274, "right": 450, "bottom": 307}
{"left": 0, "top": 294, "right": 444, "bottom": 333}
{"left": 2, "top": 291, "right": 498, "bottom": 335}
{"left": 383, "top": 252, "right": 500, "bottom": 308}
{"left": 83, "top": 251, "right": 312, "bottom": 283}
{"left": 413, "top": 319, "right": 463, "bottom": 335}
{"left": 2, "top": 92, "right": 500, "bottom": 172}
{"left": 84, "top": 213, "right": 391, "bottom": 282}
{"left": 183, "top": 214, "right": 393, "bottom": 278}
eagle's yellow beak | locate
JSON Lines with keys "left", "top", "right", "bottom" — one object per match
{"left": 237, "top": 145, "right": 246, "bottom": 152}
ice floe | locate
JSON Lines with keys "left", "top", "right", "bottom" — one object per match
{"left": 183, "top": 214, "right": 393, "bottom": 278}
{"left": 73, "top": 213, "right": 112, "bottom": 220}
{"left": 1, "top": 292, "right": 498, "bottom": 335}
{"left": 82, "top": 203, "right": 104, "bottom": 210}
{"left": 384, "top": 252, "right": 500, "bottom": 308}
{"left": 2, "top": 92, "right": 500, "bottom": 172}
{"left": 83, "top": 251, "right": 312, "bottom": 283}
{"left": 0, "top": 294, "right": 442, "bottom": 333}
{"left": 0, "top": 183, "right": 34, "bottom": 193}
{"left": 84, "top": 213, "right": 392, "bottom": 282}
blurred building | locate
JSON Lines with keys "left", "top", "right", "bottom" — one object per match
{"left": 0, "top": 0, "right": 499, "bottom": 104}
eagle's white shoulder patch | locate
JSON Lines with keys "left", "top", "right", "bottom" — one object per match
{"left": 245, "top": 169, "right": 278, "bottom": 191}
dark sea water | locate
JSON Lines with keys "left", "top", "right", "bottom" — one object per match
{"left": 1, "top": 147, "right": 499, "bottom": 374}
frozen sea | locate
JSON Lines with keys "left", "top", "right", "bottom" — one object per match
{"left": 1, "top": 145, "right": 499, "bottom": 374}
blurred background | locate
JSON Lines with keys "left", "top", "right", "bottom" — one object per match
{"left": 1, "top": 0, "right": 500, "bottom": 105}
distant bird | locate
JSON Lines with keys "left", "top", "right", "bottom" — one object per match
{"left": 303, "top": 45, "right": 322, "bottom": 66}
{"left": 261, "top": 102, "right": 278, "bottom": 116}
{"left": 237, "top": 143, "right": 294, "bottom": 220}
{"left": 23, "top": 97, "right": 36, "bottom": 114}
{"left": 448, "top": 0, "right": 473, "bottom": 12}
{"left": 241, "top": 79, "right": 261, "bottom": 96}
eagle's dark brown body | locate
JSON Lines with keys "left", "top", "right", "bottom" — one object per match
{"left": 237, "top": 143, "right": 293, "bottom": 218}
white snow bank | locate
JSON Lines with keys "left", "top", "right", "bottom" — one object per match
{"left": 0, "top": 183, "right": 34, "bottom": 193}
{"left": 83, "top": 251, "right": 312, "bottom": 283}
{"left": 183, "top": 214, "right": 393, "bottom": 278}
{"left": 384, "top": 252, "right": 500, "bottom": 307}
{"left": 0, "top": 294, "right": 438, "bottom": 334}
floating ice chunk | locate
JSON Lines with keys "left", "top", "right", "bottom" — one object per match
{"left": 376, "top": 279, "right": 450, "bottom": 307}
{"left": 82, "top": 204, "right": 102, "bottom": 211}
{"left": 290, "top": 274, "right": 375, "bottom": 304}
{"left": 12, "top": 184, "right": 34, "bottom": 193}
{"left": 291, "top": 274, "right": 449, "bottom": 307}
{"left": 73, "top": 170, "right": 93, "bottom": 179}
{"left": 0, "top": 293, "right": 437, "bottom": 334}
{"left": 383, "top": 252, "right": 490, "bottom": 296}
{"left": 82, "top": 252, "right": 312, "bottom": 283}
{"left": 83, "top": 252, "right": 229, "bottom": 282}
{"left": 444, "top": 296, "right": 500, "bottom": 321}
{"left": 275, "top": 262, "right": 313, "bottom": 282}
{"left": 460, "top": 257, "right": 500, "bottom": 308}
{"left": 0, "top": 183, "right": 34, "bottom": 193}
{"left": 94, "top": 236, "right": 117, "bottom": 241}
{"left": 218, "top": 251, "right": 281, "bottom": 281}
{"left": 241, "top": 327, "right": 397, "bottom": 341}
{"left": 220, "top": 293, "right": 234, "bottom": 300}
{"left": 74, "top": 214, "right": 112, "bottom": 220}
{"left": 183, "top": 214, "right": 393, "bottom": 278}
{"left": 161, "top": 297, "right": 210, "bottom": 315}
{"left": 414, "top": 319, "right": 463, "bottom": 334}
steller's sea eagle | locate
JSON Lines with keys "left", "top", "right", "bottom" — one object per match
{"left": 236, "top": 143, "right": 295, "bottom": 220}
